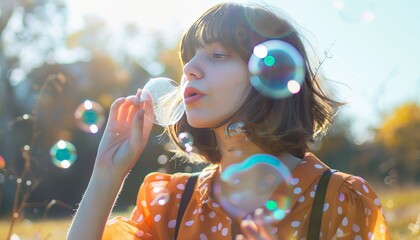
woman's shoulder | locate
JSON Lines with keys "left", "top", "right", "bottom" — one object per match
{"left": 136, "top": 171, "right": 191, "bottom": 204}
{"left": 142, "top": 171, "right": 191, "bottom": 187}
{"left": 137, "top": 164, "right": 217, "bottom": 202}
{"left": 326, "top": 170, "right": 382, "bottom": 205}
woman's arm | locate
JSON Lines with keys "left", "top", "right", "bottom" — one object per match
{"left": 67, "top": 90, "right": 153, "bottom": 240}
{"left": 67, "top": 169, "right": 126, "bottom": 240}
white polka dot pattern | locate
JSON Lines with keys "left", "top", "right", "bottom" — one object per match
{"left": 102, "top": 153, "right": 389, "bottom": 240}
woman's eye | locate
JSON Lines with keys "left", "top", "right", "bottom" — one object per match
{"left": 212, "top": 53, "right": 228, "bottom": 59}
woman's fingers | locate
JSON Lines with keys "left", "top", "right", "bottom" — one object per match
{"left": 118, "top": 95, "right": 137, "bottom": 121}
{"left": 241, "top": 220, "right": 262, "bottom": 240}
{"left": 240, "top": 217, "right": 277, "bottom": 240}
{"left": 109, "top": 98, "right": 126, "bottom": 122}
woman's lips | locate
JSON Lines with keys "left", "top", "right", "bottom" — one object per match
{"left": 184, "top": 94, "right": 204, "bottom": 104}
{"left": 183, "top": 87, "right": 205, "bottom": 104}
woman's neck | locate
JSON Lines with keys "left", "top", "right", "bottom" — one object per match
{"left": 212, "top": 122, "right": 303, "bottom": 172}
{"left": 213, "top": 123, "right": 263, "bottom": 171}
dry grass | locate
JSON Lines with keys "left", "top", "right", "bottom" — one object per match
{"left": 0, "top": 218, "right": 72, "bottom": 240}
{"left": 1, "top": 185, "right": 419, "bottom": 239}
{"left": 377, "top": 185, "right": 420, "bottom": 239}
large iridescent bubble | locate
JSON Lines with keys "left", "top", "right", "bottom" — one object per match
{"left": 215, "top": 154, "right": 292, "bottom": 223}
{"left": 140, "top": 77, "right": 186, "bottom": 126}
{"left": 248, "top": 40, "right": 305, "bottom": 99}
{"left": 49, "top": 140, "right": 77, "bottom": 169}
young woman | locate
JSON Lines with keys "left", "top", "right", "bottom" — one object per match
{"left": 68, "top": 2, "right": 389, "bottom": 239}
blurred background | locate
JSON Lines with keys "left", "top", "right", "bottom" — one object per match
{"left": 0, "top": 0, "right": 419, "bottom": 239}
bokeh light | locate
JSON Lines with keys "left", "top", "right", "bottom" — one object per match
{"left": 248, "top": 40, "right": 305, "bottom": 99}
{"left": 74, "top": 100, "right": 105, "bottom": 134}
{"left": 0, "top": 155, "right": 5, "bottom": 169}
{"left": 333, "top": 0, "right": 376, "bottom": 23}
{"left": 49, "top": 140, "right": 77, "bottom": 169}
{"left": 157, "top": 154, "right": 168, "bottom": 165}
{"left": 140, "top": 77, "right": 186, "bottom": 126}
{"left": 216, "top": 154, "right": 292, "bottom": 222}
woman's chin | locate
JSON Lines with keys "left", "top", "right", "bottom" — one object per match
{"left": 186, "top": 117, "right": 218, "bottom": 129}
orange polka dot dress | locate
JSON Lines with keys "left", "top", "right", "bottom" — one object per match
{"left": 103, "top": 153, "right": 389, "bottom": 239}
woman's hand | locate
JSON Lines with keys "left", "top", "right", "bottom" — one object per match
{"left": 94, "top": 89, "right": 154, "bottom": 179}
{"left": 235, "top": 210, "right": 278, "bottom": 240}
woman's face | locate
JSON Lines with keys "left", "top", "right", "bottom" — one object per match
{"left": 182, "top": 42, "right": 251, "bottom": 128}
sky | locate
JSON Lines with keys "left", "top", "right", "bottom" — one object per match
{"left": 65, "top": 0, "right": 420, "bottom": 143}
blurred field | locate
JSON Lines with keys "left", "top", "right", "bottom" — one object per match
{"left": 1, "top": 185, "right": 419, "bottom": 240}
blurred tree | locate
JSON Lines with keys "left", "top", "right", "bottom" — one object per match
{"left": 0, "top": 0, "right": 68, "bottom": 217}
{"left": 312, "top": 116, "right": 388, "bottom": 181}
{"left": 0, "top": 0, "right": 190, "bottom": 218}
{"left": 375, "top": 102, "right": 420, "bottom": 183}
{"left": 312, "top": 118, "right": 354, "bottom": 172}
{"left": 156, "top": 45, "right": 183, "bottom": 83}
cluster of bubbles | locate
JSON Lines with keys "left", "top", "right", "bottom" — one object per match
{"left": 248, "top": 39, "right": 305, "bottom": 99}
{"left": 49, "top": 140, "right": 77, "bottom": 169}
{"left": 48, "top": 99, "right": 105, "bottom": 169}
{"left": 333, "top": 0, "right": 376, "bottom": 23}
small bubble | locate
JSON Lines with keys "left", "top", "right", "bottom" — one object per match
{"left": 74, "top": 100, "right": 105, "bottom": 134}
{"left": 49, "top": 140, "right": 77, "bottom": 169}
{"left": 178, "top": 132, "right": 194, "bottom": 153}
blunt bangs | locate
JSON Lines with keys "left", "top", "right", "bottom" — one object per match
{"left": 180, "top": 3, "right": 254, "bottom": 64}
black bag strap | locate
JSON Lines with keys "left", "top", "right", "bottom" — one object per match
{"left": 174, "top": 172, "right": 200, "bottom": 240}
{"left": 307, "top": 168, "right": 336, "bottom": 240}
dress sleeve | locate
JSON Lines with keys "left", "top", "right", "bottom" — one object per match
{"left": 324, "top": 174, "right": 389, "bottom": 239}
{"left": 102, "top": 172, "right": 176, "bottom": 240}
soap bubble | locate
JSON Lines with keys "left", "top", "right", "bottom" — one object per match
{"left": 178, "top": 132, "right": 194, "bottom": 153}
{"left": 248, "top": 40, "right": 305, "bottom": 99}
{"left": 140, "top": 77, "right": 186, "bottom": 126}
{"left": 215, "top": 154, "right": 292, "bottom": 223}
{"left": 74, "top": 100, "right": 105, "bottom": 134}
{"left": 49, "top": 140, "right": 77, "bottom": 169}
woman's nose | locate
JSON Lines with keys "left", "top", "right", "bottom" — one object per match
{"left": 183, "top": 57, "right": 204, "bottom": 81}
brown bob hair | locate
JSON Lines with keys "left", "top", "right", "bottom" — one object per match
{"left": 164, "top": 2, "right": 342, "bottom": 164}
